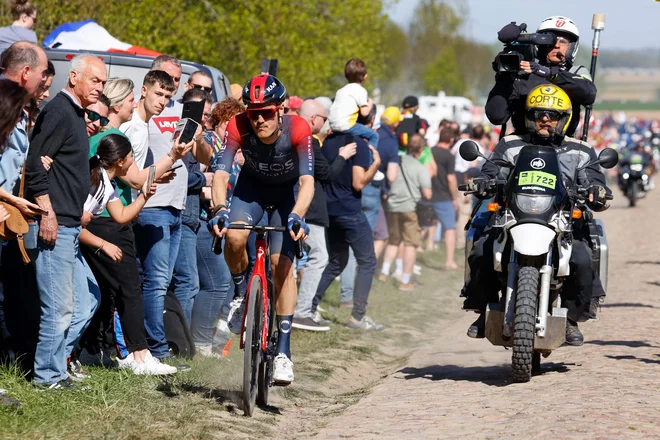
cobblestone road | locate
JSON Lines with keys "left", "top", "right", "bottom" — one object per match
{"left": 313, "top": 187, "right": 660, "bottom": 439}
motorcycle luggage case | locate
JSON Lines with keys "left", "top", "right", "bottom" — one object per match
{"left": 589, "top": 219, "right": 609, "bottom": 293}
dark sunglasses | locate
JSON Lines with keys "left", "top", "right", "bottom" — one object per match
{"left": 530, "top": 110, "right": 562, "bottom": 122}
{"left": 246, "top": 107, "right": 278, "bottom": 121}
{"left": 85, "top": 109, "right": 110, "bottom": 127}
{"left": 192, "top": 84, "right": 212, "bottom": 92}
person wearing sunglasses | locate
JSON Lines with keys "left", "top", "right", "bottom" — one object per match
{"left": 486, "top": 16, "right": 596, "bottom": 138}
{"left": 84, "top": 95, "right": 111, "bottom": 137}
{"left": 183, "top": 70, "right": 213, "bottom": 95}
{"left": 209, "top": 73, "right": 315, "bottom": 386}
{"left": 462, "top": 84, "right": 611, "bottom": 346}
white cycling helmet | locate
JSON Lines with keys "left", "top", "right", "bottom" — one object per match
{"left": 537, "top": 16, "right": 580, "bottom": 64}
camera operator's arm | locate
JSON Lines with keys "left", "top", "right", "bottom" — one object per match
{"left": 485, "top": 74, "right": 516, "bottom": 125}
{"left": 552, "top": 67, "right": 597, "bottom": 106}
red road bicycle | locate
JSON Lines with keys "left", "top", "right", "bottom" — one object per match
{"left": 213, "top": 212, "right": 303, "bottom": 416}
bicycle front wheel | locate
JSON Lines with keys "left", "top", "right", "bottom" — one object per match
{"left": 257, "top": 290, "right": 275, "bottom": 406}
{"left": 243, "top": 277, "right": 263, "bottom": 416}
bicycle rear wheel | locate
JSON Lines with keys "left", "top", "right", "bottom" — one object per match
{"left": 243, "top": 277, "right": 263, "bottom": 416}
{"left": 257, "top": 291, "right": 276, "bottom": 406}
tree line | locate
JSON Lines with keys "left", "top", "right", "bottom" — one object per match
{"left": 1, "top": 0, "right": 496, "bottom": 102}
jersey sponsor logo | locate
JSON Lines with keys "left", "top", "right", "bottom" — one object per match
{"left": 153, "top": 116, "right": 180, "bottom": 134}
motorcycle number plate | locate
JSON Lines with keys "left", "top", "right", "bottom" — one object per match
{"left": 517, "top": 171, "right": 557, "bottom": 189}
{"left": 630, "top": 164, "right": 643, "bottom": 172}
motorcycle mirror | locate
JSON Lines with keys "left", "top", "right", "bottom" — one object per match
{"left": 459, "top": 140, "right": 482, "bottom": 161}
{"left": 597, "top": 147, "right": 619, "bottom": 169}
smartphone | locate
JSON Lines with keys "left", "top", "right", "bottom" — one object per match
{"left": 168, "top": 164, "right": 183, "bottom": 172}
{"left": 172, "top": 118, "right": 200, "bottom": 144}
{"left": 146, "top": 165, "right": 156, "bottom": 195}
{"left": 182, "top": 100, "right": 205, "bottom": 125}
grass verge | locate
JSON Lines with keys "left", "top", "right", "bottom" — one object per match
{"left": 0, "top": 247, "right": 466, "bottom": 439}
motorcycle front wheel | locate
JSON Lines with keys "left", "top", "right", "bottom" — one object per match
{"left": 511, "top": 266, "right": 539, "bottom": 383}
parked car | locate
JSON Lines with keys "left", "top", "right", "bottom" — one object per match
{"left": 44, "top": 48, "right": 231, "bottom": 103}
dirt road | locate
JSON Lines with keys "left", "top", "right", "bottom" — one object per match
{"left": 311, "top": 188, "right": 660, "bottom": 439}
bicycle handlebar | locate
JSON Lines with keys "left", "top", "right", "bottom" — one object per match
{"left": 211, "top": 218, "right": 305, "bottom": 259}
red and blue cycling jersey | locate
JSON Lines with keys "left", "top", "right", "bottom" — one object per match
{"left": 211, "top": 113, "right": 314, "bottom": 185}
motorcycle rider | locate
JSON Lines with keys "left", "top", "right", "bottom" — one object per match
{"left": 618, "top": 142, "right": 654, "bottom": 193}
{"left": 486, "top": 16, "right": 596, "bottom": 137}
{"left": 463, "top": 84, "right": 611, "bottom": 346}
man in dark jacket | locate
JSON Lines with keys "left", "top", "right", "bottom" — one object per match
{"left": 486, "top": 16, "right": 596, "bottom": 138}
{"left": 25, "top": 54, "right": 107, "bottom": 389}
{"left": 293, "top": 99, "right": 356, "bottom": 331}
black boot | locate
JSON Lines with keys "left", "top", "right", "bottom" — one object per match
{"left": 565, "top": 319, "right": 584, "bottom": 346}
{"left": 467, "top": 313, "right": 486, "bottom": 339}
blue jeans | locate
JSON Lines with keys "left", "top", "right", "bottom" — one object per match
{"left": 344, "top": 123, "right": 380, "bottom": 151}
{"left": 313, "top": 213, "right": 377, "bottom": 321}
{"left": 191, "top": 220, "right": 231, "bottom": 344}
{"left": 134, "top": 207, "right": 182, "bottom": 359}
{"left": 340, "top": 186, "right": 380, "bottom": 302}
{"left": 172, "top": 223, "right": 200, "bottom": 325}
{"left": 64, "top": 258, "right": 101, "bottom": 359}
{"left": 32, "top": 225, "right": 98, "bottom": 385}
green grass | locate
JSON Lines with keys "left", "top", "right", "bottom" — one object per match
{"left": 0, "top": 247, "right": 465, "bottom": 439}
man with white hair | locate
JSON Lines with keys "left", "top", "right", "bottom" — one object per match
{"left": 25, "top": 54, "right": 107, "bottom": 389}
{"left": 293, "top": 99, "right": 356, "bottom": 331}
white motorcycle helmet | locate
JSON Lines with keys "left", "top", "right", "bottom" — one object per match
{"left": 537, "top": 16, "right": 580, "bottom": 65}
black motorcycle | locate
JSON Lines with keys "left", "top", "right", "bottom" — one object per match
{"left": 618, "top": 156, "right": 648, "bottom": 207}
{"left": 460, "top": 141, "right": 618, "bottom": 382}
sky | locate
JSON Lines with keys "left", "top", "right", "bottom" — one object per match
{"left": 386, "top": 0, "right": 657, "bottom": 50}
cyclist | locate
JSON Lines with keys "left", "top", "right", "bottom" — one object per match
{"left": 209, "top": 74, "right": 314, "bottom": 385}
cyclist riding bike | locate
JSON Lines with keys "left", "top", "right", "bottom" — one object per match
{"left": 209, "top": 74, "right": 314, "bottom": 385}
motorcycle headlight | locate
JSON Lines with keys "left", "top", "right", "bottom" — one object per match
{"left": 514, "top": 194, "right": 554, "bottom": 214}
{"left": 623, "top": 173, "right": 629, "bottom": 180}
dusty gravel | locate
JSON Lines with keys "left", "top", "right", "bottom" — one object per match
{"left": 310, "top": 186, "right": 660, "bottom": 439}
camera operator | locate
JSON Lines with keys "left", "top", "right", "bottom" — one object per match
{"left": 486, "top": 16, "right": 596, "bottom": 138}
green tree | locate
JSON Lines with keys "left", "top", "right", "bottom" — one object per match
{"left": 422, "top": 47, "right": 465, "bottom": 95}
{"left": 0, "top": 0, "right": 391, "bottom": 97}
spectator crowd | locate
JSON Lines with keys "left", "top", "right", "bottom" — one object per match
{"left": 0, "top": 0, "right": 494, "bottom": 394}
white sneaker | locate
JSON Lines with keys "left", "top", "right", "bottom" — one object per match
{"left": 133, "top": 352, "right": 177, "bottom": 375}
{"left": 272, "top": 353, "right": 294, "bottom": 385}
{"left": 116, "top": 352, "right": 137, "bottom": 370}
{"left": 227, "top": 297, "right": 246, "bottom": 335}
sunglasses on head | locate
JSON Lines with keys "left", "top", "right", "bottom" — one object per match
{"left": 85, "top": 109, "right": 110, "bottom": 127}
{"left": 192, "top": 84, "right": 212, "bottom": 92}
{"left": 246, "top": 107, "right": 278, "bottom": 121}
{"left": 530, "top": 110, "right": 562, "bottom": 122}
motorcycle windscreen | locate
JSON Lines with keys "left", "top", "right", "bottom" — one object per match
{"left": 508, "top": 145, "right": 567, "bottom": 218}
{"left": 510, "top": 145, "right": 564, "bottom": 197}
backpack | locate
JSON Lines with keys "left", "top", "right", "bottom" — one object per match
{"left": 164, "top": 289, "right": 196, "bottom": 358}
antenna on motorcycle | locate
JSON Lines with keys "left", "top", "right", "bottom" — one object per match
{"left": 581, "top": 13, "right": 606, "bottom": 142}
